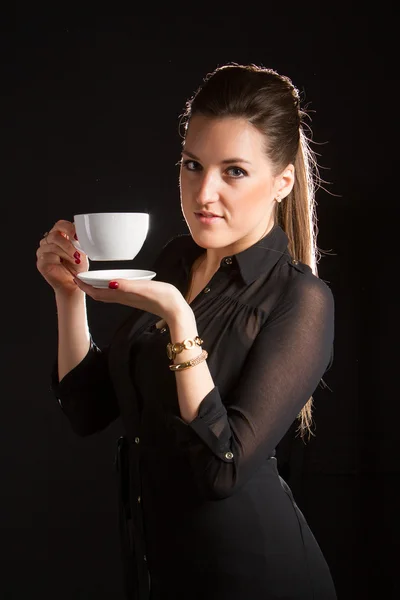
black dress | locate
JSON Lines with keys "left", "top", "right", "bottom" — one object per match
{"left": 50, "top": 224, "right": 337, "bottom": 599}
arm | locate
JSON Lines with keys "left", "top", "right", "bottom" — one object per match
{"left": 50, "top": 290, "right": 120, "bottom": 437}
{"left": 168, "top": 310, "right": 214, "bottom": 423}
{"left": 55, "top": 289, "right": 91, "bottom": 381}
{"left": 49, "top": 235, "right": 183, "bottom": 437}
{"left": 169, "top": 275, "right": 334, "bottom": 500}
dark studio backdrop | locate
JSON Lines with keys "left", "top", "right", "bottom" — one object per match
{"left": 2, "top": 11, "right": 398, "bottom": 600}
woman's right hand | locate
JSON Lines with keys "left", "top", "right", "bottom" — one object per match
{"left": 36, "top": 220, "right": 89, "bottom": 296}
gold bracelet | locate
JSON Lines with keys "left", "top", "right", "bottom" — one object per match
{"left": 169, "top": 349, "right": 208, "bottom": 371}
{"left": 166, "top": 336, "right": 203, "bottom": 360}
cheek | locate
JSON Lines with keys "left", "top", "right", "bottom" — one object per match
{"left": 179, "top": 179, "right": 192, "bottom": 210}
{"left": 248, "top": 180, "right": 274, "bottom": 205}
{"left": 179, "top": 174, "right": 196, "bottom": 202}
{"left": 230, "top": 182, "right": 274, "bottom": 221}
{"left": 179, "top": 171, "right": 188, "bottom": 192}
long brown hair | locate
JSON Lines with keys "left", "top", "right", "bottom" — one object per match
{"left": 180, "top": 63, "right": 323, "bottom": 440}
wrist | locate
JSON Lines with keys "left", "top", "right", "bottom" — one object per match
{"left": 167, "top": 309, "right": 202, "bottom": 364}
{"left": 167, "top": 304, "right": 196, "bottom": 333}
{"left": 54, "top": 287, "right": 85, "bottom": 305}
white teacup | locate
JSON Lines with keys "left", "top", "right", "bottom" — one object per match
{"left": 73, "top": 212, "right": 149, "bottom": 261}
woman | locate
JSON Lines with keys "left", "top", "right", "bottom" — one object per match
{"left": 36, "top": 63, "right": 336, "bottom": 599}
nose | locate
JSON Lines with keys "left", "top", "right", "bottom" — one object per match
{"left": 195, "top": 170, "right": 220, "bottom": 205}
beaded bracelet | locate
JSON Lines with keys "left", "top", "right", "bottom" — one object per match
{"left": 169, "top": 349, "right": 208, "bottom": 372}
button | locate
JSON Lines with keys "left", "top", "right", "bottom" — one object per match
{"left": 160, "top": 327, "right": 167, "bottom": 333}
{"left": 137, "top": 496, "right": 141, "bottom": 503}
{"left": 292, "top": 259, "right": 298, "bottom": 265}
{"left": 224, "top": 257, "right": 233, "bottom": 265}
{"left": 135, "top": 437, "right": 140, "bottom": 444}
{"left": 203, "top": 287, "right": 211, "bottom": 294}
{"left": 225, "top": 451, "right": 234, "bottom": 459}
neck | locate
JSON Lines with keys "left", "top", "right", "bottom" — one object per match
{"left": 195, "top": 252, "right": 218, "bottom": 281}
{"left": 198, "top": 219, "right": 275, "bottom": 277}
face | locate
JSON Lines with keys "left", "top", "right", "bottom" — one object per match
{"left": 179, "top": 116, "right": 294, "bottom": 263}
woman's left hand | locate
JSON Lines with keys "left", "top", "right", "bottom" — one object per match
{"left": 73, "top": 276, "right": 189, "bottom": 324}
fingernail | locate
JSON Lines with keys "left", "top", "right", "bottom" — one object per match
{"left": 75, "top": 258, "right": 81, "bottom": 264}
{"left": 74, "top": 233, "right": 78, "bottom": 240}
{"left": 109, "top": 281, "right": 119, "bottom": 289}
{"left": 73, "top": 251, "right": 80, "bottom": 259}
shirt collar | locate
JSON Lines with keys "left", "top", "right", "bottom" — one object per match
{"left": 177, "top": 223, "right": 290, "bottom": 285}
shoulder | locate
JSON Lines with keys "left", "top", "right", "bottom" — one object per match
{"left": 159, "top": 233, "right": 192, "bottom": 257}
{"left": 150, "top": 234, "right": 193, "bottom": 281}
{"left": 153, "top": 234, "right": 188, "bottom": 264}
{"left": 274, "top": 256, "right": 334, "bottom": 314}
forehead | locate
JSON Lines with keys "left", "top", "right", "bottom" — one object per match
{"left": 184, "top": 116, "right": 266, "bottom": 159}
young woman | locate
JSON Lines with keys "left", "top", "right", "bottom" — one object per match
{"left": 37, "top": 63, "right": 336, "bottom": 599}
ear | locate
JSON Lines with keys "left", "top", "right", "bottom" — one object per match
{"left": 274, "top": 164, "right": 295, "bottom": 200}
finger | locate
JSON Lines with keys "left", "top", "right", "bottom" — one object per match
{"left": 40, "top": 228, "right": 86, "bottom": 261}
{"left": 36, "top": 249, "right": 81, "bottom": 277}
{"left": 60, "top": 259, "right": 81, "bottom": 278}
{"left": 107, "top": 279, "right": 139, "bottom": 290}
{"left": 51, "top": 220, "right": 78, "bottom": 240}
{"left": 40, "top": 229, "right": 68, "bottom": 248}
{"left": 73, "top": 277, "right": 121, "bottom": 302}
{"left": 40, "top": 223, "right": 82, "bottom": 254}
{"left": 37, "top": 240, "right": 82, "bottom": 265}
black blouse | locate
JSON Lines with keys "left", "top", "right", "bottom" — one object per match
{"left": 50, "top": 224, "right": 336, "bottom": 599}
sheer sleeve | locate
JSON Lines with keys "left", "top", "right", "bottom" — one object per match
{"left": 50, "top": 336, "right": 120, "bottom": 437}
{"left": 170, "top": 273, "right": 334, "bottom": 500}
{"left": 48, "top": 235, "right": 183, "bottom": 438}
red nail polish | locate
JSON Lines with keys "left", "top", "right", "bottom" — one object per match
{"left": 109, "top": 281, "right": 119, "bottom": 289}
{"left": 75, "top": 258, "right": 81, "bottom": 264}
{"left": 74, "top": 251, "right": 80, "bottom": 259}
{"left": 74, "top": 233, "right": 78, "bottom": 240}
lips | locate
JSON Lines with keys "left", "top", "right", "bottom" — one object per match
{"left": 195, "top": 212, "right": 222, "bottom": 218}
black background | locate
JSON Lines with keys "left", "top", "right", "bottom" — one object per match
{"left": 2, "top": 9, "right": 397, "bottom": 599}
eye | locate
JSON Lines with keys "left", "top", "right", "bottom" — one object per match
{"left": 180, "top": 159, "right": 247, "bottom": 178}
{"left": 182, "top": 159, "right": 200, "bottom": 171}
{"left": 226, "top": 166, "right": 247, "bottom": 178}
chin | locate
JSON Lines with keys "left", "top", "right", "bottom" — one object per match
{"left": 191, "top": 232, "right": 232, "bottom": 251}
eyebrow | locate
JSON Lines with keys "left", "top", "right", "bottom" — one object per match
{"left": 182, "top": 150, "right": 252, "bottom": 165}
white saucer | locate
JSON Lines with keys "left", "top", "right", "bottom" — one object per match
{"left": 77, "top": 269, "right": 156, "bottom": 288}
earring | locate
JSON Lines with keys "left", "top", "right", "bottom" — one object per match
{"left": 275, "top": 196, "right": 282, "bottom": 203}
